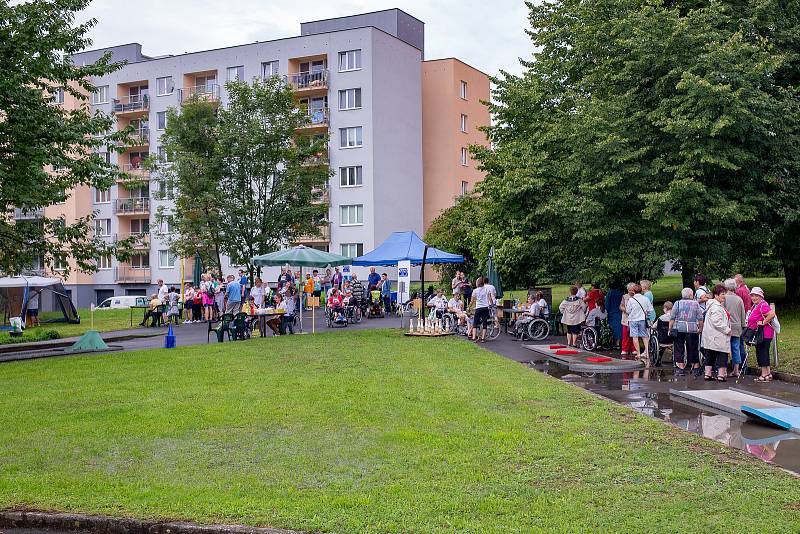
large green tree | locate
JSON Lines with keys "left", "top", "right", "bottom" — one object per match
{"left": 215, "top": 77, "right": 331, "bottom": 280}
{"left": 470, "top": 0, "right": 798, "bottom": 295}
{"left": 0, "top": 0, "right": 128, "bottom": 276}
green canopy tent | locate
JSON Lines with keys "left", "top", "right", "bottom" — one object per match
{"left": 487, "top": 246, "right": 503, "bottom": 300}
{"left": 251, "top": 245, "right": 351, "bottom": 332}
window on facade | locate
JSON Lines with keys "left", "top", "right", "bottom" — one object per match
{"left": 52, "top": 87, "right": 64, "bottom": 104}
{"left": 94, "top": 218, "right": 111, "bottom": 236}
{"left": 127, "top": 184, "right": 150, "bottom": 199}
{"left": 157, "top": 111, "right": 167, "bottom": 130}
{"left": 53, "top": 256, "right": 67, "bottom": 271}
{"left": 461, "top": 147, "right": 468, "bottom": 166}
{"left": 97, "top": 151, "right": 110, "bottom": 164}
{"left": 338, "top": 49, "right": 362, "bottom": 71}
{"left": 156, "top": 76, "right": 174, "bottom": 96}
{"left": 340, "top": 204, "right": 363, "bottom": 226}
{"left": 460, "top": 80, "right": 468, "bottom": 100}
{"left": 460, "top": 114, "right": 468, "bottom": 132}
{"left": 92, "top": 85, "right": 109, "bottom": 104}
{"left": 261, "top": 61, "right": 279, "bottom": 78}
{"left": 96, "top": 255, "right": 112, "bottom": 270}
{"left": 195, "top": 75, "right": 217, "bottom": 91}
{"left": 338, "top": 88, "right": 362, "bottom": 110}
{"left": 340, "top": 243, "right": 364, "bottom": 258}
{"left": 461, "top": 180, "right": 469, "bottom": 196}
{"left": 339, "top": 127, "right": 363, "bottom": 148}
{"left": 94, "top": 188, "right": 111, "bottom": 204}
{"left": 227, "top": 65, "right": 244, "bottom": 81}
{"left": 130, "top": 218, "right": 150, "bottom": 234}
{"left": 299, "top": 60, "right": 326, "bottom": 74}
{"left": 339, "top": 166, "right": 363, "bottom": 187}
{"left": 130, "top": 253, "right": 150, "bottom": 269}
{"left": 128, "top": 85, "right": 149, "bottom": 103}
{"left": 159, "top": 249, "right": 176, "bottom": 268}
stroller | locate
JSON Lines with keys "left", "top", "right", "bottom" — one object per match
{"left": 367, "top": 289, "right": 385, "bottom": 318}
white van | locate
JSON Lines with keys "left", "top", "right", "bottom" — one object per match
{"left": 96, "top": 296, "right": 149, "bottom": 310}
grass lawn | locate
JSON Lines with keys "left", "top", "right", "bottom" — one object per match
{"left": 1, "top": 330, "right": 798, "bottom": 533}
{"left": 1, "top": 308, "right": 136, "bottom": 345}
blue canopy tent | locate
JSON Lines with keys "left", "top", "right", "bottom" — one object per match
{"left": 352, "top": 232, "right": 463, "bottom": 312}
{"left": 351, "top": 231, "right": 463, "bottom": 266}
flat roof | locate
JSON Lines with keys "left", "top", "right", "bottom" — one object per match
{"left": 301, "top": 8, "right": 424, "bottom": 26}
{"left": 423, "top": 57, "right": 491, "bottom": 79}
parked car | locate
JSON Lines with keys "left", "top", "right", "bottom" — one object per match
{"left": 96, "top": 296, "right": 148, "bottom": 310}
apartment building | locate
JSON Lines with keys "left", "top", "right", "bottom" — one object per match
{"left": 26, "top": 9, "right": 489, "bottom": 307}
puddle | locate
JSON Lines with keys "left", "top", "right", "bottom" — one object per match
{"left": 530, "top": 361, "right": 800, "bottom": 474}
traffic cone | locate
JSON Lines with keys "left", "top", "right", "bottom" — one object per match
{"left": 164, "top": 323, "right": 176, "bottom": 349}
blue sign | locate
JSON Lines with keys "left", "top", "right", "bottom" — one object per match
{"left": 343, "top": 265, "right": 351, "bottom": 273}
{"left": 398, "top": 267, "right": 409, "bottom": 277}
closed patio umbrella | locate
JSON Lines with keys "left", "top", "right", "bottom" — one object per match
{"left": 192, "top": 252, "right": 203, "bottom": 288}
{"left": 487, "top": 247, "right": 503, "bottom": 300}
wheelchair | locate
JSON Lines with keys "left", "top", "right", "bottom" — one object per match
{"left": 580, "top": 319, "right": 615, "bottom": 351}
{"left": 326, "top": 305, "right": 349, "bottom": 328}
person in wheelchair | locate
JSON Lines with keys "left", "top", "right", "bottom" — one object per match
{"left": 427, "top": 289, "right": 448, "bottom": 319}
{"left": 654, "top": 301, "right": 673, "bottom": 366}
{"left": 327, "top": 288, "right": 347, "bottom": 323}
{"left": 447, "top": 294, "right": 467, "bottom": 327}
{"left": 513, "top": 295, "right": 540, "bottom": 337}
{"left": 585, "top": 298, "right": 607, "bottom": 327}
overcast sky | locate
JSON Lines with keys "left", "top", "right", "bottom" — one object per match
{"left": 74, "top": 0, "right": 533, "bottom": 78}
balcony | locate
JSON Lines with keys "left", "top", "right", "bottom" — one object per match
{"left": 177, "top": 84, "right": 220, "bottom": 104}
{"left": 119, "top": 128, "right": 149, "bottom": 149}
{"left": 302, "top": 153, "right": 329, "bottom": 167}
{"left": 115, "top": 265, "right": 152, "bottom": 284}
{"left": 112, "top": 94, "right": 150, "bottom": 116}
{"left": 116, "top": 232, "right": 150, "bottom": 248}
{"left": 14, "top": 208, "right": 44, "bottom": 220}
{"left": 311, "top": 185, "right": 330, "bottom": 204}
{"left": 113, "top": 197, "right": 150, "bottom": 216}
{"left": 293, "top": 222, "right": 331, "bottom": 245}
{"left": 298, "top": 107, "right": 329, "bottom": 131}
{"left": 289, "top": 70, "right": 328, "bottom": 93}
{"left": 119, "top": 163, "right": 150, "bottom": 181}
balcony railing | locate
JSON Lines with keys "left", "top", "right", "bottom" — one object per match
{"left": 14, "top": 208, "right": 44, "bottom": 220}
{"left": 311, "top": 185, "right": 330, "bottom": 204}
{"left": 115, "top": 265, "right": 152, "bottom": 283}
{"left": 120, "top": 163, "right": 149, "bottom": 175}
{"left": 289, "top": 70, "right": 328, "bottom": 91}
{"left": 302, "top": 154, "right": 329, "bottom": 167}
{"left": 294, "top": 222, "right": 331, "bottom": 244}
{"left": 113, "top": 197, "right": 150, "bottom": 215}
{"left": 177, "top": 84, "right": 220, "bottom": 104}
{"left": 113, "top": 94, "right": 150, "bottom": 114}
{"left": 116, "top": 232, "right": 150, "bottom": 247}
{"left": 300, "top": 107, "right": 329, "bottom": 128}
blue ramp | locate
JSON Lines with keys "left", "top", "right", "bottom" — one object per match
{"left": 741, "top": 406, "right": 800, "bottom": 432}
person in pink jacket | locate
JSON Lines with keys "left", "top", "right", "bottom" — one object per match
{"left": 748, "top": 287, "right": 776, "bottom": 382}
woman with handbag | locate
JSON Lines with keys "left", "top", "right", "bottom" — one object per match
{"left": 746, "top": 287, "right": 776, "bottom": 382}
{"left": 701, "top": 285, "right": 732, "bottom": 382}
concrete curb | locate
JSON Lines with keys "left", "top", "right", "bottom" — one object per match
{"left": 0, "top": 332, "right": 160, "bottom": 355}
{"left": 0, "top": 511, "right": 303, "bottom": 534}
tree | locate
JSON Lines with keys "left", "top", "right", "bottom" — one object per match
{"left": 215, "top": 77, "right": 331, "bottom": 281}
{"left": 471, "top": 0, "right": 796, "bottom": 293}
{"left": 153, "top": 96, "right": 225, "bottom": 273}
{"left": 0, "top": 0, "right": 129, "bottom": 276}
{"left": 424, "top": 195, "right": 482, "bottom": 283}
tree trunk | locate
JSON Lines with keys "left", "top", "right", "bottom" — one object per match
{"left": 783, "top": 261, "right": 800, "bottom": 304}
{"left": 680, "top": 260, "right": 694, "bottom": 289}
{"left": 214, "top": 243, "right": 223, "bottom": 278}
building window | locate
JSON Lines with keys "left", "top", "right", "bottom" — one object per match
{"left": 96, "top": 255, "right": 112, "bottom": 270}
{"left": 130, "top": 253, "right": 150, "bottom": 268}
{"left": 195, "top": 74, "right": 217, "bottom": 90}
{"left": 338, "top": 88, "right": 362, "bottom": 110}
{"left": 460, "top": 114, "right": 468, "bottom": 133}
{"left": 94, "top": 188, "right": 111, "bottom": 204}
{"left": 461, "top": 147, "right": 468, "bottom": 166}
{"left": 94, "top": 218, "right": 111, "bottom": 237}
{"left": 461, "top": 180, "right": 469, "bottom": 196}
{"left": 339, "top": 166, "right": 363, "bottom": 187}
{"left": 227, "top": 65, "right": 244, "bottom": 81}
{"left": 97, "top": 151, "right": 110, "bottom": 164}
{"left": 159, "top": 249, "right": 176, "bottom": 268}
{"left": 53, "top": 256, "right": 67, "bottom": 271}
{"left": 338, "top": 49, "right": 362, "bottom": 72}
{"left": 340, "top": 204, "right": 363, "bottom": 226}
{"left": 339, "top": 127, "right": 363, "bottom": 149}
{"left": 340, "top": 243, "right": 364, "bottom": 258}
{"left": 156, "top": 111, "right": 167, "bottom": 130}
{"left": 51, "top": 87, "right": 64, "bottom": 104}
{"left": 156, "top": 76, "right": 174, "bottom": 96}
{"left": 92, "top": 85, "right": 109, "bottom": 105}
{"left": 261, "top": 60, "right": 279, "bottom": 78}
{"left": 460, "top": 80, "right": 468, "bottom": 100}
{"left": 130, "top": 218, "right": 150, "bottom": 234}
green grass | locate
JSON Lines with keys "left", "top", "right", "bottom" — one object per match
{"left": 1, "top": 330, "right": 798, "bottom": 533}
{"left": 1, "top": 308, "right": 135, "bottom": 344}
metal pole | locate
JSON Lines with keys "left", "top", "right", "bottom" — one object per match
{"left": 420, "top": 245, "right": 429, "bottom": 321}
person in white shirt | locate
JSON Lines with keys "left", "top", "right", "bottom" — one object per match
{"left": 513, "top": 295, "right": 539, "bottom": 337}
{"left": 586, "top": 300, "right": 608, "bottom": 327}
{"left": 625, "top": 285, "right": 655, "bottom": 363}
{"left": 472, "top": 277, "right": 495, "bottom": 342}
{"left": 535, "top": 291, "right": 549, "bottom": 318}
{"left": 250, "top": 277, "right": 266, "bottom": 308}
{"left": 427, "top": 289, "right": 448, "bottom": 318}
{"left": 156, "top": 279, "right": 169, "bottom": 323}
{"left": 575, "top": 281, "right": 587, "bottom": 300}
{"left": 447, "top": 295, "right": 466, "bottom": 327}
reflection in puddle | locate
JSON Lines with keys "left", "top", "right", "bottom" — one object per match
{"left": 531, "top": 362, "right": 800, "bottom": 474}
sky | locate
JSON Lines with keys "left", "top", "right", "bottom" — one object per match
{"left": 74, "top": 0, "right": 533, "bottom": 78}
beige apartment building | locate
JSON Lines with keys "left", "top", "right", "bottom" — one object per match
{"left": 20, "top": 9, "right": 490, "bottom": 307}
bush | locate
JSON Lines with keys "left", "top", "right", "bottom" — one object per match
{"left": 35, "top": 330, "right": 61, "bottom": 341}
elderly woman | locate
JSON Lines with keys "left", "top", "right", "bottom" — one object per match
{"left": 626, "top": 284, "right": 654, "bottom": 364}
{"left": 748, "top": 287, "right": 776, "bottom": 382}
{"left": 669, "top": 287, "right": 704, "bottom": 377}
{"left": 619, "top": 283, "right": 637, "bottom": 357}
{"left": 701, "top": 284, "right": 732, "bottom": 381}
{"left": 723, "top": 278, "right": 746, "bottom": 377}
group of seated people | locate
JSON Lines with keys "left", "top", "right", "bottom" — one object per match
{"left": 240, "top": 291, "right": 296, "bottom": 336}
